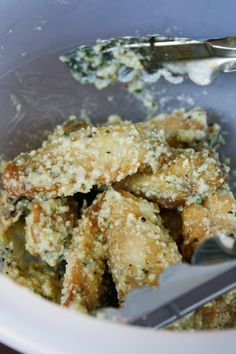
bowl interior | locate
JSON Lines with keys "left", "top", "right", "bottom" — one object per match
{"left": 0, "top": 2, "right": 236, "bottom": 352}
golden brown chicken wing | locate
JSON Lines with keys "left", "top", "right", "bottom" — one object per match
{"left": 3, "top": 123, "right": 171, "bottom": 198}
{"left": 25, "top": 197, "right": 78, "bottom": 266}
{"left": 182, "top": 188, "right": 236, "bottom": 260}
{"left": 0, "top": 189, "right": 29, "bottom": 240}
{"left": 0, "top": 220, "right": 62, "bottom": 303}
{"left": 105, "top": 108, "right": 220, "bottom": 149}
{"left": 61, "top": 195, "right": 106, "bottom": 312}
{"left": 170, "top": 289, "right": 236, "bottom": 330}
{"left": 146, "top": 107, "right": 208, "bottom": 147}
{"left": 2, "top": 256, "right": 63, "bottom": 303}
{"left": 47, "top": 115, "right": 90, "bottom": 143}
{"left": 118, "top": 149, "right": 227, "bottom": 207}
{"left": 62, "top": 188, "right": 181, "bottom": 310}
{"left": 98, "top": 188, "right": 182, "bottom": 303}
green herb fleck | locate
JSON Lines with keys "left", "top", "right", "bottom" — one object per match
{"left": 134, "top": 88, "right": 143, "bottom": 94}
{"left": 106, "top": 221, "right": 111, "bottom": 229}
{"left": 63, "top": 131, "right": 70, "bottom": 137}
{"left": 195, "top": 196, "right": 203, "bottom": 205}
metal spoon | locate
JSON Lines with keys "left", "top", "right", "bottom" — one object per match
{"left": 104, "top": 235, "right": 236, "bottom": 328}
{"left": 60, "top": 35, "right": 236, "bottom": 87}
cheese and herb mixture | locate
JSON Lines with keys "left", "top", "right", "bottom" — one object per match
{"left": 1, "top": 108, "right": 236, "bottom": 330}
{"left": 60, "top": 36, "right": 189, "bottom": 92}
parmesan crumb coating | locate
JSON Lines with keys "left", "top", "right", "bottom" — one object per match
{"left": 146, "top": 107, "right": 209, "bottom": 147}
{"left": 169, "top": 289, "right": 236, "bottom": 330}
{"left": 2, "top": 256, "right": 63, "bottom": 303}
{"left": 182, "top": 188, "right": 236, "bottom": 260}
{"left": 0, "top": 221, "right": 62, "bottom": 303}
{"left": 105, "top": 108, "right": 220, "bottom": 150}
{"left": 62, "top": 188, "right": 181, "bottom": 310}
{"left": 98, "top": 188, "right": 182, "bottom": 303}
{"left": 117, "top": 149, "right": 227, "bottom": 207}
{"left": 3, "top": 123, "right": 171, "bottom": 198}
{"left": 0, "top": 189, "right": 29, "bottom": 240}
{"left": 47, "top": 115, "right": 90, "bottom": 143}
{"left": 25, "top": 197, "right": 78, "bottom": 267}
{"left": 61, "top": 196, "right": 106, "bottom": 313}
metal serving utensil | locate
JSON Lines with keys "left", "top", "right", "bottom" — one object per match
{"left": 60, "top": 35, "right": 236, "bottom": 86}
{"left": 104, "top": 235, "right": 236, "bottom": 329}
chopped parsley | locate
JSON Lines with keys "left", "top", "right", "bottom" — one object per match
{"left": 63, "top": 131, "right": 70, "bottom": 137}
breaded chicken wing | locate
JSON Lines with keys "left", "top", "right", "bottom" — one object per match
{"left": 146, "top": 108, "right": 208, "bottom": 147}
{"left": 182, "top": 188, "right": 236, "bottom": 260}
{"left": 118, "top": 149, "right": 227, "bottom": 207}
{"left": 47, "top": 115, "right": 90, "bottom": 143}
{"left": 146, "top": 108, "right": 220, "bottom": 150}
{"left": 0, "top": 189, "right": 29, "bottom": 240}
{"left": 170, "top": 289, "right": 236, "bottom": 330}
{"left": 62, "top": 188, "right": 181, "bottom": 310}
{"left": 61, "top": 196, "right": 106, "bottom": 312}
{"left": 98, "top": 188, "right": 182, "bottom": 303}
{"left": 0, "top": 220, "right": 62, "bottom": 303}
{"left": 105, "top": 108, "right": 220, "bottom": 149}
{"left": 3, "top": 123, "right": 171, "bottom": 198}
{"left": 2, "top": 256, "right": 63, "bottom": 303}
{"left": 25, "top": 197, "right": 78, "bottom": 266}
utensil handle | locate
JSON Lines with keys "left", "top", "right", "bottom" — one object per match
{"left": 129, "top": 263, "right": 236, "bottom": 329}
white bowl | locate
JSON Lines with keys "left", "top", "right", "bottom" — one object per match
{"left": 1, "top": 276, "right": 236, "bottom": 354}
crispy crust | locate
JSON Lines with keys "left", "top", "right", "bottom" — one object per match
{"left": 146, "top": 108, "right": 208, "bottom": 147}
{"left": 0, "top": 220, "right": 62, "bottom": 303}
{"left": 61, "top": 196, "right": 106, "bottom": 312}
{"left": 47, "top": 116, "right": 90, "bottom": 143}
{"left": 3, "top": 122, "right": 171, "bottom": 198}
{"left": 182, "top": 188, "right": 236, "bottom": 260}
{"left": 106, "top": 108, "right": 220, "bottom": 150}
{"left": 98, "top": 189, "right": 182, "bottom": 303}
{"left": 3, "top": 258, "right": 63, "bottom": 303}
{"left": 62, "top": 188, "right": 182, "bottom": 309}
{"left": 170, "top": 289, "right": 236, "bottom": 330}
{"left": 25, "top": 197, "right": 78, "bottom": 266}
{"left": 0, "top": 189, "right": 29, "bottom": 240}
{"left": 118, "top": 149, "right": 227, "bottom": 207}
